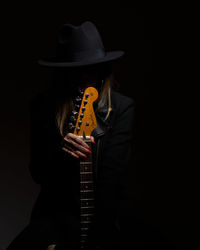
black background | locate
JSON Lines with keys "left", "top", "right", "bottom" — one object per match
{"left": 0, "top": 3, "right": 199, "bottom": 250}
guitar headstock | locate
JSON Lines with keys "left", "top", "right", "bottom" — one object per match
{"left": 68, "top": 87, "right": 98, "bottom": 140}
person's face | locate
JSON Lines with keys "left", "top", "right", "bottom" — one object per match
{"left": 69, "top": 67, "right": 99, "bottom": 89}
{"left": 52, "top": 64, "right": 107, "bottom": 97}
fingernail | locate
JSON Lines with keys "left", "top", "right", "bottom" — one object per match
{"left": 87, "top": 150, "right": 92, "bottom": 154}
{"left": 91, "top": 141, "right": 96, "bottom": 144}
{"left": 83, "top": 155, "right": 87, "bottom": 158}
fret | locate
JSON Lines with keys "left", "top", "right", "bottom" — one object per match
{"left": 81, "top": 206, "right": 94, "bottom": 209}
{"left": 80, "top": 194, "right": 94, "bottom": 200}
{"left": 81, "top": 213, "right": 93, "bottom": 216}
{"left": 81, "top": 228, "right": 89, "bottom": 231}
{"left": 80, "top": 198, "right": 94, "bottom": 200}
{"left": 80, "top": 172, "right": 93, "bottom": 174}
{"left": 80, "top": 188, "right": 93, "bottom": 191}
{"left": 80, "top": 234, "right": 88, "bottom": 237}
{"left": 80, "top": 137, "right": 92, "bottom": 142}
{"left": 80, "top": 162, "right": 92, "bottom": 164}
{"left": 80, "top": 190, "right": 93, "bottom": 192}
{"left": 80, "top": 181, "right": 93, "bottom": 183}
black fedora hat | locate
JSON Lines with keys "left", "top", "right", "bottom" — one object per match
{"left": 38, "top": 21, "right": 124, "bottom": 67}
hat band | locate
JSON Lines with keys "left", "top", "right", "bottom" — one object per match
{"left": 57, "top": 48, "right": 106, "bottom": 62}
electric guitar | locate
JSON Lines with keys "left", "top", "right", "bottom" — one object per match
{"left": 47, "top": 86, "right": 99, "bottom": 250}
{"left": 71, "top": 86, "right": 99, "bottom": 249}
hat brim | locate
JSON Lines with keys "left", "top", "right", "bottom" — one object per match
{"left": 38, "top": 51, "right": 124, "bottom": 67}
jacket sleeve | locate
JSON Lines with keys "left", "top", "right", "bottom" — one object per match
{"left": 94, "top": 96, "right": 135, "bottom": 245}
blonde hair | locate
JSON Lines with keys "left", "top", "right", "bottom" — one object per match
{"left": 55, "top": 73, "right": 119, "bottom": 137}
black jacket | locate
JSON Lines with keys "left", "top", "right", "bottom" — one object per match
{"left": 7, "top": 88, "right": 135, "bottom": 250}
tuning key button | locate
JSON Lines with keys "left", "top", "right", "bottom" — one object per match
{"left": 69, "top": 123, "right": 75, "bottom": 130}
{"left": 82, "top": 107, "right": 86, "bottom": 112}
{"left": 70, "top": 116, "right": 76, "bottom": 122}
{"left": 79, "top": 89, "right": 84, "bottom": 96}
{"left": 85, "top": 93, "right": 89, "bottom": 98}
{"left": 86, "top": 122, "right": 89, "bottom": 126}
{"left": 72, "top": 110, "right": 78, "bottom": 116}
{"left": 76, "top": 127, "right": 80, "bottom": 132}
{"left": 80, "top": 113, "right": 84, "bottom": 118}
{"left": 78, "top": 121, "right": 82, "bottom": 126}
{"left": 75, "top": 96, "right": 82, "bottom": 103}
{"left": 75, "top": 104, "right": 80, "bottom": 110}
{"left": 84, "top": 100, "right": 87, "bottom": 105}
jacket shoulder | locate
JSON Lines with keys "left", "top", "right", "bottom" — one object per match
{"left": 111, "top": 90, "right": 135, "bottom": 112}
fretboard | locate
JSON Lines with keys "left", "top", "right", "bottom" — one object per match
{"left": 80, "top": 139, "right": 95, "bottom": 249}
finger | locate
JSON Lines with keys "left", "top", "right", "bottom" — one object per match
{"left": 47, "top": 244, "right": 56, "bottom": 250}
{"left": 74, "top": 150, "right": 88, "bottom": 159}
{"left": 62, "top": 142, "right": 90, "bottom": 158}
{"left": 65, "top": 133, "right": 90, "bottom": 150}
{"left": 65, "top": 133, "right": 90, "bottom": 149}
{"left": 90, "top": 136, "right": 96, "bottom": 144}
{"left": 64, "top": 138, "right": 91, "bottom": 154}
{"left": 61, "top": 147, "right": 79, "bottom": 159}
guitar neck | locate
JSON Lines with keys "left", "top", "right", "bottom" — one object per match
{"left": 80, "top": 139, "right": 95, "bottom": 249}
{"left": 70, "top": 86, "right": 99, "bottom": 249}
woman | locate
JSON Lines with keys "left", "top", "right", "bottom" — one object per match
{"left": 7, "top": 21, "right": 135, "bottom": 250}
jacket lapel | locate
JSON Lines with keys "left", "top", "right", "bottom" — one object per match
{"left": 92, "top": 103, "right": 113, "bottom": 139}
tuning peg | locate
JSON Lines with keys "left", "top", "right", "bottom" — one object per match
{"left": 74, "top": 104, "right": 80, "bottom": 110}
{"left": 80, "top": 113, "right": 84, "bottom": 118}
{"left": 85, "top": 93, "right": 89, "bottom": 98}
{"left": 82, "top": 107, "right": 86, "bottom": 112}
{"left": 72, "top": 110, "right": 78, "bottom": 116}
{"left": 83, "top": 100, "right": 87, "bottom": 105}
{"left": 70, "top": 116, "right": 76, "bottom": 122}
{"left": 68, "top": 123, "right": 75, "bottom": 130}
{"left": 78, "top": 120, "right": 82, "bottom": 126}
{"left": 79, "top": 89, "right": 84, "bottom": 96}
{"left": 75, "top": 96, "right": 82, "bottom": 103}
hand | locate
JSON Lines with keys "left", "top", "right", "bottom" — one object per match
{"left": 61, "top": 132, "right": 95, "bottom": 159}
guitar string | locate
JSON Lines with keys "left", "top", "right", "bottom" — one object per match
{"left": 80, "top": 140, "right": 94, "bottom": 244}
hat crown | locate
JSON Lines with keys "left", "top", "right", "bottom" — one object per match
{"left": 38, "top": 21, "right": 124, "bottom": 67}
{"left": 56, "top": 21, "right": 106, "bottom": 62}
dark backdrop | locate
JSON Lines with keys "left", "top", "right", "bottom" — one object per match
{"left": 0, "top": 3, "right": 198, "bottom": 250}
